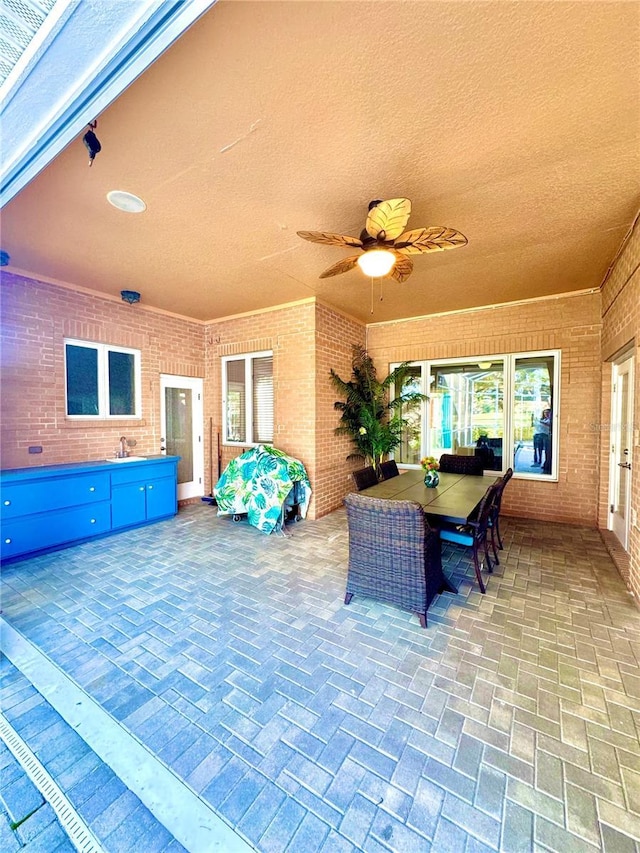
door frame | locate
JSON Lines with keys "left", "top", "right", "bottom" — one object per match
{"left": 608, "top": 352, "right": 634, "bottom": 550}
{"left": 160, "top": 374, "right": 204, "bottom": 501}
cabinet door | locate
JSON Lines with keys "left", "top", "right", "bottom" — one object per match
{"left": 145, "top": 477, "right": 177, "bottom": 520}
{"left": 111, "top": 483, "right": 147, "bottom": 529}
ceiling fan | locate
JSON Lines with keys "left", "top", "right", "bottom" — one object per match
{"left": 297, "top": 198, "right": 467, "bottom": 282}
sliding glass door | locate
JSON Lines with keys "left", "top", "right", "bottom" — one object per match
{"left": 393, "top": 351, "right": 559, "bottom": 479}
{"left": 428, "top": 361, "right": 504, "bottom": 471}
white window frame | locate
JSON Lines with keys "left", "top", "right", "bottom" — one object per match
{"left": 64, "top": 338, "right": 142, "bottom": 419}
{"left": 392, "top": 350, "right": 561, "bottom": 480}
{"left": 222, "top": 350, "right": 273, "bottom": 446}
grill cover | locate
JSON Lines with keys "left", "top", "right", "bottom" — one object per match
{"left": 214, "top": 445, "right": 311, "bottom": 534}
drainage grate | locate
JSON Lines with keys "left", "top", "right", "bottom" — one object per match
{"left": 0, "top": 714, "right": 105, "bottom": 853}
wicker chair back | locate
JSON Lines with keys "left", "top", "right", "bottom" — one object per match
{"left": 351, "top": 466, "right": 378, "bottom": 491}
{"left": 343, "top": 493, "right": 447, "bottom": 628}
{"left": 379, "top": 460, "right": 400, "bottom": 480}
{"left": 438, "top": 454, "right": 484, "bottom": 475}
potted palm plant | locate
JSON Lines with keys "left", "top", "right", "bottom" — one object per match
{"left": 330, "top": 344, "right": 426, "bottom": 475}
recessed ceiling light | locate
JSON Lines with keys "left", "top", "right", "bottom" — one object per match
{"left": 107, "top": 190, "right": 146, "bottom": 213}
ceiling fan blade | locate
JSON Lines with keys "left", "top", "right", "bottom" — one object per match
{"left": 318, "top": 255, "right": 360, "bottom": 278}
{"left": 365, "top": 198, "right": 411, "bottom": 241}
{"left": 390, "top": 253, "right": 413, "bottom": 283}
{"left": 395, "top": 226, "right": 468, "bottom": 255}
{"left": 297, "top": 230, "right": 363, "bottom": 248}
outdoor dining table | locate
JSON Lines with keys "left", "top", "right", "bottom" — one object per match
{"left": 357, "top": 468, "right": 497, "bottom": 599}
{"left": 359, "top": 469, "right": 498, "bottom": 526}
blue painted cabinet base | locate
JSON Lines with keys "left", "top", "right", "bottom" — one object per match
{"left": 1, "top": 456, "right": 180, "bottom": 563}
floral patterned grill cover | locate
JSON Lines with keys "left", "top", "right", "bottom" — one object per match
{"left": 213, "top": 445, "right": 312, "bottom": 534}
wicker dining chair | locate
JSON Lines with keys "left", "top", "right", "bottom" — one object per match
{"left": 438, "top": 453, "right": 484, "bottom": 475}
{"left": 351, "top": 466, "right": 379, "bottom": 491}
{"left": 438, "top": 483, "right": 499, "bottom": 593}
{"left": 344, "top": 493, "right": 453, "bottom": 628}
{"left": 379, "top": 459, "right": 399, "bottom": 480}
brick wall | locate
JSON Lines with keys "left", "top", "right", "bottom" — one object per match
{"left": 314, "top": 304, "right": 366, "bottom": 517}
{"left": 599, "top": 222, "right": 640, "bottom": 601}
{"left": 2, "top": 262, "right": 637, "bottom": 595}
{"left": 203, "top": 300, "right": 365, "bottom": 519}
{"left": 366, "top": 292, "right": 602, "bottom": 526}
{"left": 204, "top": 302, "right": 318, "bottom": 512}
{"left": 0, "top": 273, "right": 204, "bottom": 469}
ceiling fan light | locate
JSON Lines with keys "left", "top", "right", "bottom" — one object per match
{"left": 357, "top": 249, "right": 396, "bottom": 278}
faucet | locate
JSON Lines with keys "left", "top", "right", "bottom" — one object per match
{"left": 118, "top": 436, "right": 128, "bottom": 458}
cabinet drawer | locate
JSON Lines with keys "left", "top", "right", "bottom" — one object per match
{"left": 1, "top": 502, "right": 111, "bottom": 560}
{"left": 1, "top": 473, "right": 110, "bottom": 519}
{"left": 110, "top": 462, "right": 174, "bottom": 486}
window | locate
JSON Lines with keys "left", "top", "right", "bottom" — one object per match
{"left": 222, "top": 351, "right": 273, "bottom": 445}
{"left": 65, "top": 339, "right": 141, "bottom": 418}
{"left": 393, "top": 351, "right": 560, "bottom": 479}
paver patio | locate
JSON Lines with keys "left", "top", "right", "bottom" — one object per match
{"left": 1, "top": 504, "right": 639, "bottom": 852}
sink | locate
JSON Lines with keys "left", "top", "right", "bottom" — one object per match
{"left": 106, "top": 456, "right": 147, "bottom": 463}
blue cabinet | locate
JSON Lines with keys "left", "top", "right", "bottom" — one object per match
{"left": 111, "top": 462, "right": 177, "bottom": 529}
{"left": 1, "top": 456, "right": 179, "bottom": 562}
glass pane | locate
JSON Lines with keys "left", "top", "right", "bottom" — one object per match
{"left": 430, "top": 361, "right": 504, "bottom": 471}
{"left": 253, "top": 356, "right": 273, "bottom": 443}
{"left": 616, "top": 371, "right": 629, "bottom": 514}
{"left": 397, "top": 364, "right": 423, "bottom": 465}
{"left": 226, "top": 360, "right": 246, "bottom": 442}
{"left": 66, "top": 344, "right": 99, "bottom": 415}
{"left": 108, "top": 351, "right": 135, "bottom": 415}
{"left": 513, "top": 355, "right": 554, "bottom": 475}
{"left": 165, "top": 388, "right": 193, "bottom": 484}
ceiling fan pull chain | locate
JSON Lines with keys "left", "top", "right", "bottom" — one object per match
{"left": 370, "top": 277, "right": 374, "bottom": 314}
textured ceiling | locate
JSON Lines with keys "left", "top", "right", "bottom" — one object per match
{"left": 2, "top": 0, "right": 639, "bottom": 324}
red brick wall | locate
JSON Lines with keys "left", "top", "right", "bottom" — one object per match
{"left": 314, "top": 304, "right": 366, "bottom": 516}
{"left": 3, "top": 262, "right": 636, "bottom": 599}
{"left": 599, "top": 223, "right": 640, "bottom": 601}
{"left": 0, "top": 278, "right": 365, "bottom": 520}
{"left": 204, "top": 302, "right": 318, "bottom": 513}
{"left": 0, "top": 273, "right": 204, "bottom": 469}
{"left": 203, "top": 300, "right": 365, "bottom": 519}
{"left": 366, "top": 292, "right": 602, "bottom": 526}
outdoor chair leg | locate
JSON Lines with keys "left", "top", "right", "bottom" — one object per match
{"left": 489, "top": 528, "right": 499, "bottom": 566}
{"left": 495, "top": 516, "right": 504, "bottom": 550}
{"left": 484, "top": 538, "right": 494, "bottom": 573}
{"left": 417, "top": 612, "right": 427, "bottom": 629}
{"left": 344, "top": 592, "right": 353, "bottom": 605}
{"left": 471, "top": 542, "right": 486, "bottom": 594}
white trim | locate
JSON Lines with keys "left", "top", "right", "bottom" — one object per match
{"left": 392, "top": 350, "right": 561, "bottom": 480}
{"left": 609, "top": 354, "right": 635, "bottom": 549}
{"left": 64, "top": 338, "right": 142, "bottom": 419}
{"left": 160, "top": 374, "right": 205, "bottom": 500}
{"left": 221, "top": 350, "right": 273, "bottom": 446}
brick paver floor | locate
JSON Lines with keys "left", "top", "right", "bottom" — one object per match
{"left": 1, "top": 504, "right": 639, "bottom": 852}
{"left": 0, "top": 657, "right": 187, "bottom": 853}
